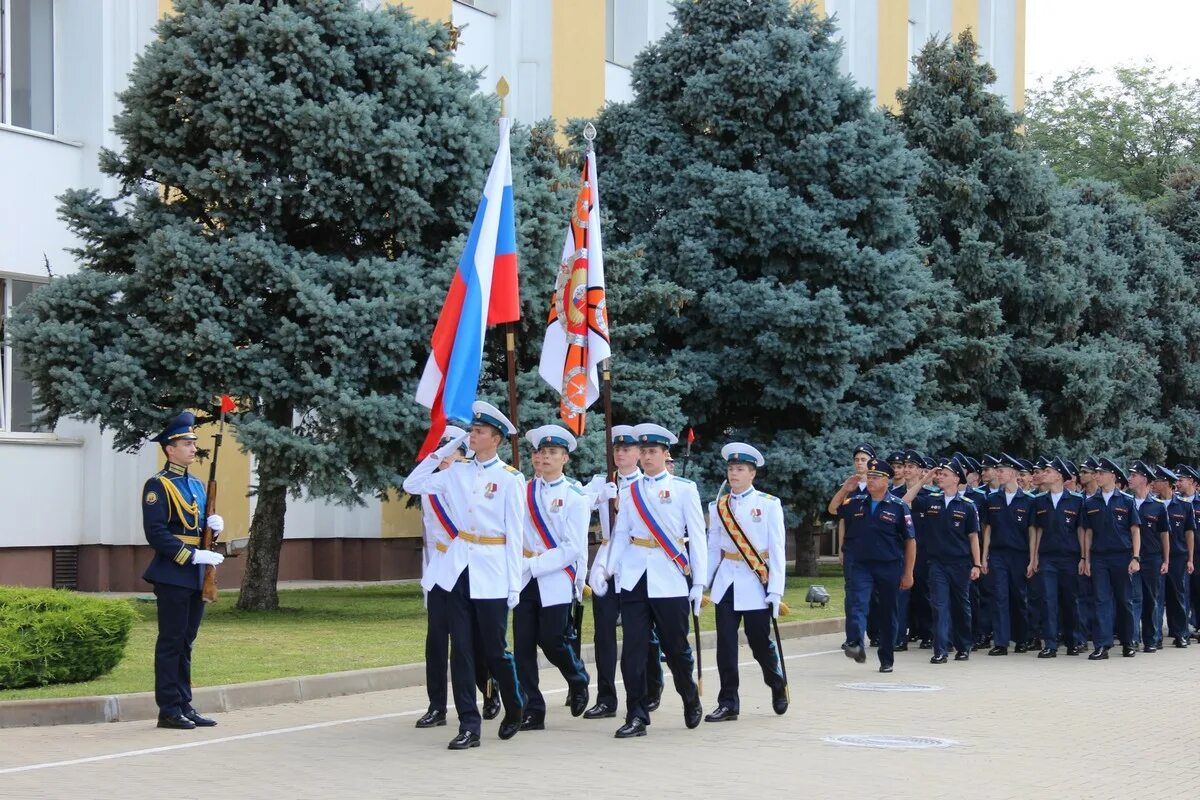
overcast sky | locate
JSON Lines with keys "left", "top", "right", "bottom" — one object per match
{"left": 1026, "top": 0, "right": 1200, "bottom": 87}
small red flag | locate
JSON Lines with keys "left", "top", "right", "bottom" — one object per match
{"left": 686, "top": 426, "right": 695, "bottom": 444}
{"left": 219, "top": 395, "right": 236, "bottom": 414}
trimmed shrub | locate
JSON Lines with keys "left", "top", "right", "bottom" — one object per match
{"left": 0, "top": 587, "right": 137, "bottom": 689}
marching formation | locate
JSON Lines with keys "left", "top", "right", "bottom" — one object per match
{"left": 830, "top": 445, "right": 1200, "bottom": 673}
{"left": 402, "top": 402, "right": 788, "bottom": 750}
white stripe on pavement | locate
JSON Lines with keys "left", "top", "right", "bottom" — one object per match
{"left": 0, "top": 648, "right": 843, "bottom": 775}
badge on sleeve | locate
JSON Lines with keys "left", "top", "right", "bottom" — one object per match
{"left": 145, "top": 491, "right": 158, "bottom": 505}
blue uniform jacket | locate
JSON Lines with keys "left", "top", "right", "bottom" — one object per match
{"left": 965, "top": 487, "right": 989, "bottom": 527}
{"left": 914, "top": 493, "right": 980, "bottom": 563}
{"left": 142, "top": 464, "right": 208, "bottom": 590}
{"left": 839, "top": 493, "right": 916, "bottom": 563}
{"left": 909, "top": 488, "right": 945, "bottom": 555}
{"left": 1083, "top": 491, "right": 1141, "bottom": 556}
{"left": 1032, "top": 491, "right": 1084, "bottom": 559}
{"left": 985, "top": 488, "right": 1036, "bottom": 553}
{"left": 1163, "top": 496, "right": 1196, "bottom": 558}
{"left": 1134, "top": 496, "right": 1169, "bottom": 559}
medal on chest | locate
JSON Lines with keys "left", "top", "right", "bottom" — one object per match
{"left": 550, "top": 497, "right": 564, "bottom": 513}
{"left": 483, "top": 482, "right": 498, "bottom": 500}
{"left": 750, "top": 507, "right": 762, "bottom": 523}
{"left": 658, "top": 489, "right": 671, "bottom": 504}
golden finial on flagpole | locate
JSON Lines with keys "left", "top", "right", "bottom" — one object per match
{"left": 496, "top": 76, "right": 510, "bottom": 118}
{"left": 583, "top": 122, "right": 597, "bottom": 153}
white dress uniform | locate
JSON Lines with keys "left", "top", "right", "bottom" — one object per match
{"left": 585, "top": 468, "right": 643, "bottom": 581}
{"left": 608, "top": 470, "right": 709, "bottom": 598}
{"left": 522, "top": 475, "right": 591, "bottom": 606}
{"left": 707, "top": 487, "right": 786, "bottom": 611}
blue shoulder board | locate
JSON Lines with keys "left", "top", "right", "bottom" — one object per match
{"left": 672, "top": 476, "right": 695, "bottom": 484}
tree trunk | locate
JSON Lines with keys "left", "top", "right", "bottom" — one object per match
{"left": 791, "top": 513, "right": 820, "bottom": 577}
{"left": 236, "top": 403, "right": 291, "bottom": 611}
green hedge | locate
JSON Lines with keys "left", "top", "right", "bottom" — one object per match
{"left": 0, "top": 587, "right": 137, "bottom": 690}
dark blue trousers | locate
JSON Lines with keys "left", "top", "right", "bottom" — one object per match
{"left": 1165, "top": 558, "right": 1191, "bottom": 639}
{"left": 846, "top": 559, "right": 902, "bottom": 668}
{"left": 446, "top": 569, "right": 524, "bottom": 735}
{"left": 928, "top": 559, "right": 972, "bottom": 658}
{"left": 1133, "top": 558, "right": 1164, "bottom": 647}
{"left": 1037, "top": 556, "right": 1079, "bottom": 649}
{"left": 619, "top": 575, "right": 698, "bottom": 725}
{"left": 592, "top": 577, "right": 664, "bottom": 709}
{"left": 894, "top": 555, "right": 931, "bottom": 645}
{"left": 1076, "top": 573, "right": 1095, "bottom": 647}
{"left": 988, "top": 548, "right": 1028, "bottom": 647}
{"left": 513, "top": 581, "right": 589, "bottom": 718}
{"left": 714, "top": 593, "right": 784, "bottom": 712}
{"left": 1091, "top": 554, "right": 1136, "bottom": 649}
{"left": 425, "top": 585, "right": 494, "bottom": 714}
{"left": 152, "top": 582, "right": 205, "bottom": 717}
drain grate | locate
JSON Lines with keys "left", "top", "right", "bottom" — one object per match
{"left": 838, "top": 682, "right": 943, "bottom": 692}
{"left": 824, "top": 734, "right": 958, "bottom": 750}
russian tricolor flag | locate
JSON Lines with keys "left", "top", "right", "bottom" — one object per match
{"left": 415, "top": 118, "right": 520, "bottom": 459}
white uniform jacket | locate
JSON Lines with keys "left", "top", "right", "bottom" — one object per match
{"left": 607, "top": 471, "right": 708, "bottom": 599}
{"left": 403, "top": 454, "right": 524, "bottom": 600}
{"left": 706, "top": 487, "right": 786, "bottom": 611}
{"left": 584, "top": 469, "right": 643, "bottom": 581}
{"left": 521, "top": 475, "right": 590, "bottom": 606}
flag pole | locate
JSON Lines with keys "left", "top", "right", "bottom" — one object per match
{"left": 496, "top": 77, "right": 522, "bottom": 471}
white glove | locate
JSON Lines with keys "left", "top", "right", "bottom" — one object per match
{"left": 192, "top": 549, "right": 224, "bottom": 566}
{"left": 575, "top": 578, "right": 586, "bottom": 599}
{"left": 507, "top": 591, "right": 520, "bottom": 609}
{"left": 689, "top": 585, "right": 705, "bottom": 616}
{"left": 206, "top": 515, "right": 224, "bottom": 541}
{"left": 601, "top": 482, "right": 619, "bottom": 500}
{"left": 589, "top": 569, "right": 609, "bottom": 597}
{"left": 585, "top": 475, "right": 606, "bottom": 495}
{"left": 766, "top": 592, "right": 782, "bottom": 619}
{"left": 422, "top": 589, "right": 429, "bottom": 609}
{"left": 434, "top": 431, "right": 469, "bottom": 460}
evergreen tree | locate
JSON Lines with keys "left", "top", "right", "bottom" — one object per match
{"left": 591, "top": 0, "right": 946, "bottom": 571}
{"left": 1155, "top": 164, "right": 1200, "bottom": 274}
{"left": 10, "top": 0, "right": 499, "bottom": 610}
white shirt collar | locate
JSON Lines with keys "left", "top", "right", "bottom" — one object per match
{"left": 541, "top": 475, "right": 565, "bottom": 487}
{"left": 1005, "top": 489, "right": 1018, "bottom": 503}
{"left": 645, "top": 470, "right": 669, "bottom": 482}
{"left": 1102, "top": 489, "right": 1115, "bottom": 503}
{"left": 733, "top": 486, "right": 755, "bottom": 499}
{"left": 618, "top": 469, "right": 641, "bottom": 483}
{"left": 1051, "top": 490, "right": 1063, "bottom": 505}
{"left": 476, "top": 456, "right": 499, "bottom": 469}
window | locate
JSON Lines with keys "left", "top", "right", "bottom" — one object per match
{"left": 1, "top": 276, "right": 43, "bottom": 432}
{"left": 1, "top": 0, "right": 55, "bottom": 134}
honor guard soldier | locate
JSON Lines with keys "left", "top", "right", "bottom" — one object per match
{"left": 1179, "top": 465, "right": 1200, "bottom": 640}
{"left": 514, "top": 426, "right": 592, "bottom": 730}
{"left": 597, "top": 423, "right": 708, "bottom": 738}
{"left": 703, "top": 443, "right": 788, "bottom": 722}
{"left": 1029, "top": 458, "right": 1084, "bottom": 657}
{"left": 412, "top": 427, "right": 500, "bottom": 729}
{"left": 142, "top": 412, "right": 225, "bottom": 730}
{"left": 917, "top": 458, "right": 981, "bottom": 663}
{"left": 402, "top": 402, "right": 526, "bottom": 750}
{"left": 1081, "top": 458, "right": 1142, "bottom": 659}
{"left": 1157, "top": 466, "right": 1196, "bottom": 647}
{"left": 838, "top": 458, "right": 916, "bottom": 673}
{"left": 1129, "top": 461, "right": 1170, "bottom": 652}
{"left": 583, "top": 425, "right": 664, "bottom": 719}
{"left": 981, "top": 454, "right": 1036, "bottom": 655}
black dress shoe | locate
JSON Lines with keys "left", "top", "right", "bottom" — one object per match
{"left": 157, "top": 713, "right": 196, "bottom": 730}
{"left": 482, "top": 688, "right": 501, "bottom": 721}
{"left": 971, "top": 641, "right": 984, "bottom": 652}
{"left": 704, "top": 705, "right": 739, "bottom": 723}
{"left": 644, "top": 691, "right": 662, "bottom": 713}
{"left": 893, "top": 642, "right": 909, "bottom": 652}
{"left": 184, "top": 710, "right": 217, "bottom": 727}
{"left": 954, "top": 651, "right": 969, "bottom": 661}
{"left": 929, "top": 654, "right": 947, "bottom": 664}
{"left": 614, "top": 718, "right": 647, "bottom": 738}
{"left": 1066, "top": 645, "right": 1081, "bottom": 656}
{"left": 447, "top": 731, "right": 480, "bottom": 750}
{"left": 987, "top": 646, "right": 1008, "bottom": 656}
{"left": 498, "top": 706, "right": 523, "bottom": 740}
{"left": 919, "top": 639, "right": 933, "bottom": 650}
{"left": 684, "top": 700, "right": 703, "bottom": 729}
{"left": 518, "top": 713, "right": 545, "bottom": 731}
{"left": 1088, "top": 647, "right": 1108, "bottom": 660}
{"left": 1173, "top": 637, "right": 1189, "bottom": 648}
{"left": 1143, "top": 644, "right": 1157, "bottom": 653}
{"left": 415, "top": 709, "right": 447, "bottom": 729}
{"left": 879, "top": 664, "right": 894, "bottom": 674}
{"left": 583, "top": 702, "right": 616, "bottom": 719}
{"left": 1014, "top": 643, "right": 1029, "bottom": 654}
{"left": 1037, "top": 648, "right": 1057, "bottom": 659}
{"left": 568, "top": 684, "right": 590, "bottom": 718}
{"left": 844, "top": 644, "right": 867, "bottom": 664}
{"left": 868, "top": 638, "right": 879, "bottom": 647}
{"left": 1122, "top": 646, "right": 1137, "bottom": 658}
{"left": 771, "top": 684, "right": 789, "bottom": 715}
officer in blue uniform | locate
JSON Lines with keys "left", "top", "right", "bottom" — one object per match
{"left": 981, "top": 454, "right": 1036, "bottom": 655}
{"left": 918, "top": 458, "right": 981, "bottom": 663}
{"left": 839, "top": 458, "right": 916, "bottom": 673}
{"left": 827, "top": 444, "right": 878, "bottom": 648}
{"left": 1129, "top": 461, "right": 1170, "bottom": 652}
{"left": 142, "top": 412, "right": 225, "bottom": 730}
{"left": 971, "top": 455, "right": 1000, "bottom": 649}
{"left": 1081, "top": 458, "right": 1142, "bottom": 659}
{"left": 1029, "top": 458, "right": 1084, "bottom": 657}
{"left": 1158, "top": 466, "right": 1196, "bottom": 647}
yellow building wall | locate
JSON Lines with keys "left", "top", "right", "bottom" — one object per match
{"left": 875, "top": 0, "right": 909, "bottom": 110}
{"left": 951, "top": 0, "right": 978, "bottom": 35}
{"left": 551, "top": 0, "right": 606, "bottom": 127}
{"left": 388, "top": 0, "right": 451, "bottom": 20}
{"left": 1012, "top": 0, "right": 1026, "bottom": 111}
{"left": 381, "top": 490, "right": 424, "bottom": 539}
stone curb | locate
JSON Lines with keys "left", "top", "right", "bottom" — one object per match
{"left": 0, "top": 615, "right": 844, "bottom": 729}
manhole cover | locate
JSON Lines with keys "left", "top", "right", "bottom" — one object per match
{"left": 824, "top": 734, "right": 958, "bottom": 750}
{"left": 838, "top": 682, "right": 943, "bottom": 692}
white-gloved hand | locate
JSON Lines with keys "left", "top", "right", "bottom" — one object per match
{"left": 575, "top": 578, "right": 586, "bottom": 599}
{"left": 434, "top": 431, "right": 469, "bottom": 460}
{"left": 766, "top": 592, "right": 782, "bottom": 619}
{"left": 584, "top": 475, "right": 606, "bottom": 494}
{"left": 688, "top": 584, "right": 705, "bottom": 616}
{"left": 589, "top": 569, "right": 609, "bottom": 597}
{"left": 507, "top": 591, "right": 520, "bottom": 609}
{"left": 602, "top": 482, "right": 619, "bottom": 500}
{"left": 192, "top": 549, "right": 224, "bottom": 566}
{"left": 422, "top": 589, "right": 429, "bottom": 610}
{"left": 206, "top": 514, "right": 224, "bottom": 533}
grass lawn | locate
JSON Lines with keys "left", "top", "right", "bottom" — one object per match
{"left": 0, "top": 564, "right": 845, "bottom": 702}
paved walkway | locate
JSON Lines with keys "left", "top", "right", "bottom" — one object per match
{"left": 3, "top": 632, "right": 1199, "bottom": 800}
